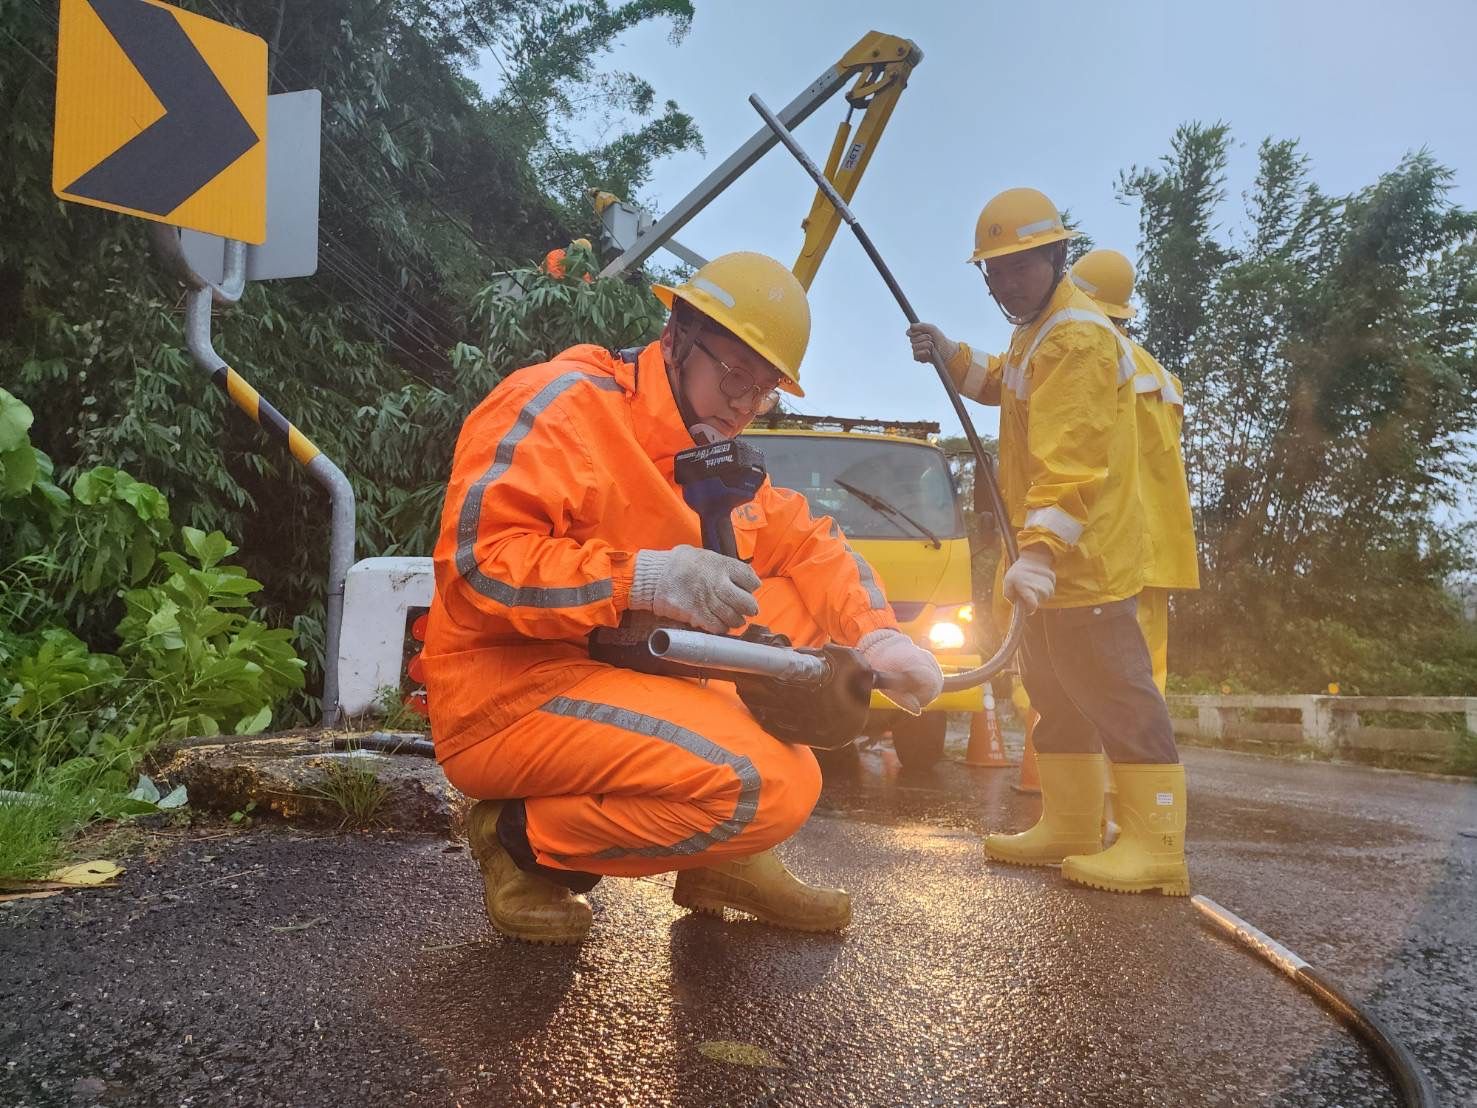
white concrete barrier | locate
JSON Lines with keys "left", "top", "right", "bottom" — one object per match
{"left": 337, "top": 557, "right": 434, "bottom": 718}
{"left": 1168, "top": 693, "right": 1476, "bottom": 760}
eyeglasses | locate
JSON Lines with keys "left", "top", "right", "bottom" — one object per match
{"left": 691, "top": 337, "right": 781, "bottom": 413}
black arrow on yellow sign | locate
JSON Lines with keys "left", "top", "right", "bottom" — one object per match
{"left": 61, "top": 0, "right": 260, "bottom": 217}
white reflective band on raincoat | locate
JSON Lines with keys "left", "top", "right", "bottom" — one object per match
{"left": 1024, "top": 505, "right": 1085, "bottom": 546}
{"left": 1131, "top": 354, "right": 1183, "bottom": 405}
{"left": 962, "top": 357, "right": 992, "bottom": 399}
{"left": 1002, "top": 308, "right": 1136, "bottom": 399}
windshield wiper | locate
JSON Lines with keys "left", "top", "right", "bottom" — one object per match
{"left": 834, "top": 478, "right": 942, "bottom": 549}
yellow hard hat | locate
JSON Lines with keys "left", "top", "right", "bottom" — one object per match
{"left": 969, "top": 188, "right": 1079, "bottom": 263}
{"left": 653, "top": 252, "right": 809, "bottom": 396}
{"left": 1070, "top": 249, "right": 1137, "bottom": 319}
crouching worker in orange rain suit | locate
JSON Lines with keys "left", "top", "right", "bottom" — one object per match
{"left": 423, "top": 252, "right": 944, "bottom": 945}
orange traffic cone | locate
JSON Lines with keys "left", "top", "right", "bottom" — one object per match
{"left": 965, "top": 686, "right": 1011, "bottom": 767}
{"left": 1013, "top": 710, "right": 1041, "bottom": 794}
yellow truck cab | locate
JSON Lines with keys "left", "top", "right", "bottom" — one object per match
{"left": 743, "top": 414, "right": 981, "bottom": 768}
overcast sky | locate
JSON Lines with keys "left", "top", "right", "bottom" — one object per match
{"left": 476, "top": 0, "right": 1477, "bottom": 448}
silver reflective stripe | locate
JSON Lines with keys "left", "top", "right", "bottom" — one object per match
{"left": 540, "top": 696, "right": 760, "bottom": 860}
{"left": 1070, "top": 272, "right": 1100, "bottom": 296}
{"left": 1129, "top": 346, "right": 1184, "bottom": 406}
{"left": 1024, "top": 505, "right": 1085, "bottom": 546}
{"left": 850, "top": 552, "right": 886, "bottom": 609}
{"left": 455, "top": 372, "right": 623, "bottom": 608}
{"left": 1113, "top": 334, "right": 1137, "bottom": 384}
{"left": 690, "top": 276, "right": 736, "bottom": 308}
{"left": 1003, "top": 359, "right": 1027, "bottom": 397}
{"left": 1016, "top": 217, "right": 1060, "bottom": 239}
{"left": 961, "top": 356, "right": 991, "bottom": 399}
{"left": 1006, "top": 307, "right": 1119, "bottom": 399}
{"left": 827, "top": 520, "right": 886, "bottom": 609}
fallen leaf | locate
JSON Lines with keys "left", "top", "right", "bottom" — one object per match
{"left": 0, "top": 890, "right": 64, "bottom": 904}
{"left": 696, "top": 1041, "right": 779, "bottom": 1068}
{"left": 47, "top": 860, "right": 123, "bottom": 886}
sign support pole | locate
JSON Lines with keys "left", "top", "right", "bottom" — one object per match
{"left": 153, "top": 223, "right": 355, "bottom": 726}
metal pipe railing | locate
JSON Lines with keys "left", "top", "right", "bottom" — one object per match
{"left": 152, "top": 225, "right": 354, "bottom": 724}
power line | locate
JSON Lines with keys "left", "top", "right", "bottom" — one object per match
{"left": 318, "top": 229, "right": 457, "bottom": 347}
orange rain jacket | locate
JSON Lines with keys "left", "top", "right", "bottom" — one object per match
{"left": 424, "top": 340, "right": 899, "bottom": 759}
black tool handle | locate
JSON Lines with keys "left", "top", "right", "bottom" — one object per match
{"left": 702, "top": 512, "right": 740, "bottom": 560}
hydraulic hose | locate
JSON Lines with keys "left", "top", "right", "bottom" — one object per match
{"left": 749, "top": 95, "right": 1022, "bottom": 691}
{"left": 331, "top": 733, "right": 436, "bottom": 758}
{"left": 1192, "top": 896, "right": 1436, "bottom": 1108}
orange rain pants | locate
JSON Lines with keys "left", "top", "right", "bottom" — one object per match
{"left": 441, "top": 579, "right": 830, "bottom": 877}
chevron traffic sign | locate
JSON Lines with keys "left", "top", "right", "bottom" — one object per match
{"left": 52, "top": 0, "right": 267, "bottom": 243}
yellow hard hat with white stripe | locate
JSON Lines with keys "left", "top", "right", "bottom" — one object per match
{"left": 969, "top": 188, "right": 1080, "bottom": 263}
{"left": 653, "top": 252, "right": 810, "bottom": 396}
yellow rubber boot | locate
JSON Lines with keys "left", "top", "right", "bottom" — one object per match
{"left": 983, "top": 753, "right": 1106, "bottom": 866}
{"left": 1061, "top": 763, "right": 1189, "bottom": 896}
{"left": 673, "top": 849, "right": 851, "bottom": 932}
{"left": 465, "top": 800, "right": 593, "bottom": 945}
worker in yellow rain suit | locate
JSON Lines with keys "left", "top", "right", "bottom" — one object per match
{"left": 1069, "top": 249, "right": 1199, "bottom": 693}
{"left": 906, "top": 188, "right": 1189, "bottom": 896}
{"left": 425, "top": 252, "right": 943, "bottom": 944}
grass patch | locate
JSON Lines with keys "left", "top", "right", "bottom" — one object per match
{"left": 305, "top": 755, "right": 390, "bottom": 828}
{"left": 0, "top": 793, "right": 88, "bottom": 880}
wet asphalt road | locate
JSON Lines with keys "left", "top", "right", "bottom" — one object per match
{"left": 2, "top": 737, "right": 1475, "bottom": 1107}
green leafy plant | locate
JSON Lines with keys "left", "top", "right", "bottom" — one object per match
{"left": 0, "top": 400, "right": 304, "bottom": 867}
{"left": 116, "top": 526, "right": 305, "bottom": 739}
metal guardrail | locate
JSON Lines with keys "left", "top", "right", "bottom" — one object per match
{"left": 1167, "top": 694, "right": 1477, "bottom": 759}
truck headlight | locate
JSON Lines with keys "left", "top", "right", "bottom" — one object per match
{"left": 926, "top": 603, "right": 973, "bottom": 652}
{"left": 927, "top": 621, "right": 967, "bottom": 651}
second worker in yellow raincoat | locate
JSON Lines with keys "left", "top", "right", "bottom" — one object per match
{"left": 907, "top": 188, "right": 1189, "bottom": 897}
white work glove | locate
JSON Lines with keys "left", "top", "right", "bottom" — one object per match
{"left": 1002, "top": 547, "right": 1056, "bottom": 615}
{"left": 906, "top": 323, "right": 960, "bottom": 367}
{"left": 858, "top": 628, "right": 944, "bottom": 716}
{"left": 630, "top": 545, "right": 760, "bottom": 634}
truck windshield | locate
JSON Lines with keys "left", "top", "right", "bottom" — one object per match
{"left": 744, "top": 435, "right": 965, "bottom": 541}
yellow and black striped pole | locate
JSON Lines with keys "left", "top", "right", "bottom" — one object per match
{"left": 210, "top": 362, "right": 322, "bottom": 468}
{"left": 159, "top": 225, "right": 356, "bottom": 726}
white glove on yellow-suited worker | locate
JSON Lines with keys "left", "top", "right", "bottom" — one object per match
{"left": 1002, "top": 548, "right": 1056, "bottom": 615}
{"left": 631, "top": 545, "right": 760, "bottom": 634}
{"left": 858, "top": 629, "right": 945, "bottom": 714}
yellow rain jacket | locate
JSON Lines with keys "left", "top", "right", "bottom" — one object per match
{"left": 948, "top": 282, "right": 1144, "bottom": 608}
{"left": 1123, "top": 336, "right": 1199, "bottom": 590}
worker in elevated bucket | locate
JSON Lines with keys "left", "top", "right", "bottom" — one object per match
{"left": 424, "top": 250, "right": 943, "bottom": 944}
{"left": 906, "top": 188, "right": 1190, "bottom": 896}
{"left": 1067, "top": 248, "right": 1199, "bottom": 695}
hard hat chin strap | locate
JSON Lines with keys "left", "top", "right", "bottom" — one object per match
{"left": 663, "top": 305, "right": 713, "bottom": 441}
